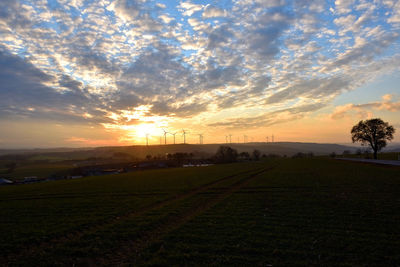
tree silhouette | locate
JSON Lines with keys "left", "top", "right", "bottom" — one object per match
{"left": 239, "top": 151, "right": 250, "bottom": 160}
{"left": 351, "top": 118, "right": 395, "bottom": 159}
{"left": 252, "top": 149, "right": 261, "bottom": 161}
{"left": 214, "top": 146, "right": 238, "bottom": 163}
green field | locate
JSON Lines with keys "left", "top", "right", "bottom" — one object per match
{"left": 0, "top": 158, "right": 399, "bottom": 266}
{"left": 338, "top": 151, "right": 400, "bottom": 160}
{"left": 0, "top": 163, "right": 73, "bottom": 181}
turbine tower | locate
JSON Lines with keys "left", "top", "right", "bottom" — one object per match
{"left": 146, "top": 133, "right": 149, "bottom": 146}
{"left": 182, "top": 129, "right": 188, "bottom": 144}
{"left": 225, "top": 135, "right": 228, "bottom": 143}
{"left": 243, "top": 134, "right": 248, "bottom": 143}
{"left": 266, "top": 136, "right": 269, "bottom": 143}
{"left": 272, "top": 134, "right": 274, "bottom": 143}
{"left": 171, "top": 132, "right": 177, "bottom": 144}
{"left": 229, "top": 134, "right": 232, "bottom": 144}
{"left": 198, "top": 134, "right": 204, "bottom": 144}
{"left": 162, "top": 129, "right": 168, "bottom": 145}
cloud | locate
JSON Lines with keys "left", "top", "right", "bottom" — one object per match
{"left": 0, "top": 0, "right": 399, "bottom": 138}
{"left": 330, "top": 103, "right": 373, "bottom": 120}
{"left": 0, "top": 50, "right": 107, "bottom": 124}
{"left": 320, "top": 31, "right": 399, "bottom": 73}
{"left": 265, "top": 76, "right": 352, "bottom": 105}
{"left": 179, "top": 1, "right": 204, "bottom": 16}
{"left": 159, "top": 14, "right": 174, "bottom": 24}
{"left": 115, "top": 44, "right": 194, "bottom": 103}
{"left": 208, "top": 103, "right": 324, "bottom": 130}
{"left": 330, "top": 94, "right": 400, "bottom": 120}
{"left": 59, "top": 75, "right": 83, "bottom": 91}
{"left": 243, "top": 10, "right": 294, "bottom": 59}
{"left": 334, "top": 0, "right": 356, "bottom": 14}
{"left": 151, "top": 101, "right": 209, "bottom": 117}
{"left": 382, "top": 94, "right": 393, "bottom": 102}
{"left": 202, "top": 5, "right": 227, "bottom": 18}
{"left": 235, "top": 0, "right": 286, "bottom": 8}
{"left": 384, "top": 0, "right": 400, "bottom": 24}
{"left": 206, "top": 24, "right": 234, "bottom": 50}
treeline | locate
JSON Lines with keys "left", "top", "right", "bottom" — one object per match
{"left": 141, "top": 146, "right": 282, "bottom": 165}
{"left": 213, "top": 146, "right": 282, "bottom": 163}
{"left": 330, "top": 148, "right": 379, "bottom": 159}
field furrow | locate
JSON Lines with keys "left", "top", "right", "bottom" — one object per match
{"left": 2, "top": 163, "right": 267, "bottom": 265}
{"left": 1, "top": 158, "right": 399, "bottom": 266}
{"left": 96, "top": 167, "right": 274, "bottom": 266}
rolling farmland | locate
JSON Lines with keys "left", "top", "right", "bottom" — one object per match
{"left": 1, "top": 158, "right": 399, "bottom": 266}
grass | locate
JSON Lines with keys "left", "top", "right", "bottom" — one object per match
{"left": 138, "top": 158, "right": 400, "bottom": 266}
{"left": 4, "top": 163, "right": 73, "bottom": 181}
{"left": 0, "top": 162, "right": 261, "bottom": 262}
{"left": 1, "top": 158, "right": 399, "bottom": 266}
{"left": 0, "top": 160, "right": 74, "bottom": 181}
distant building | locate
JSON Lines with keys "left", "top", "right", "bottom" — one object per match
{"left": 0, "top": 178, "right": 13, "bottom": 185}
{"left": 23, "top": 176, "right": 39, "bottom": 183}
{"left": 183, "top": 164, "right": 213, "bottom": 167}
{"left": 70, "top": 175, "right": 83, "bottom": 179}
{"left": 101, "top": 169, "right": 120, "bottom": 175}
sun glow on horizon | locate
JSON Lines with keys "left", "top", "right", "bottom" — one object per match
{"left": 133, "top": 123, "right": 160, "bottom": 139}
{"left": 101, "top": 105, "right": 180, "bottom": 144}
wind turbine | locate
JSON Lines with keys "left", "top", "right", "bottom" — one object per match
{"left": 243, "top": 134, "right": 248, "bottom": 143}
{"left": 171, "top": 132, "right": 177, "bottom": 144}
{"left": 162, "top": 128, "right": 168, "bottom": 145}
{"left": 229, "top": 134, "right": 232, "bottom": 144}
{"left": 272, "top": 134, "right": 274, "bottom": 143}
{"left": 266, "top": 136, "right": 269, "bottom": 143}
{"left": 198, "top": 134, "right": 204, "bottom": 144}
{"left": 182, "top": 129, "right": 188, "bottom": 144}
{"left": 225, "top": 135, "right": 228, "bottom": 143}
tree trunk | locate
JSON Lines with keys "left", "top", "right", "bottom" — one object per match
{"left": 373, "top": 149, "right": 377, "bottom": 160}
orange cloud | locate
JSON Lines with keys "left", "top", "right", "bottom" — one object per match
{"left": 330, "top": 94, "right": 400, "bottom": 120}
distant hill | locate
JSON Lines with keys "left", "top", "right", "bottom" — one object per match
{"left": 0, "top": 142, "right": 357, "bottom": 159}
{"left": 120, "top": 142, "right": 356, "bottom": 158}
{"left": 383, "top": 144, "right": 400, "bottom": 152}
{"left": 0, "top": 147, "right": 92, "bottom": 156}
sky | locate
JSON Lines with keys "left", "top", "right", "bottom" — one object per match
{"left": 0, "top": 0, "right": 399, "bottom": 148}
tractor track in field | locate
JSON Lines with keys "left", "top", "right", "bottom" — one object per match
{"left": 2, "top": 166, "right": 268, "bottom": 265}
{"left": 91, "top": 165, "right": 276, "bottom": 266}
